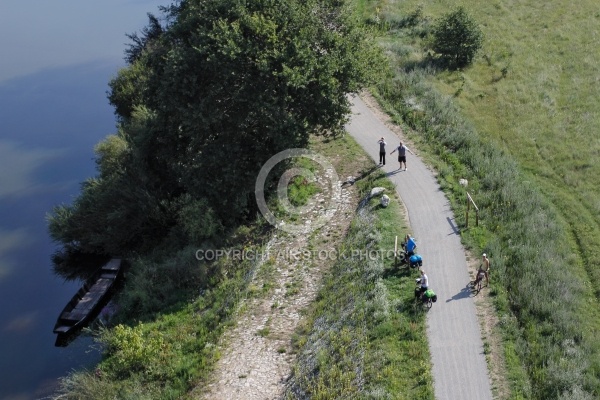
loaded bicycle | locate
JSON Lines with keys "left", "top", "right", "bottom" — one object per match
{"left": 414, "top": 278, "right": 437, "bottom": 310}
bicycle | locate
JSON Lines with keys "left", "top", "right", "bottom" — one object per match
{"left": 475, "top": 276, "right": 483, "bottom": 293}
{"left": 469, "top": 270, "right": 486, "bottom": 294}
{"left": 415, "top": 279, "right": 436, "bottom": 310}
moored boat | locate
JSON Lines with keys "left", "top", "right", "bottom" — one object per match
{"left": 53, "top": 258, "right": 123, "bottom": 335}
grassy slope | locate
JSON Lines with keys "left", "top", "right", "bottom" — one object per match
{"left": 438, "top": 0, "right": 600, "bottom": 304}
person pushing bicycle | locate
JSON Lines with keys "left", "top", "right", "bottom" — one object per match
{"left": 474, "top": 265, "right": 487, "bottom": 289}
{"left": 482, "top": 253, "right": 490, "bottom": 285}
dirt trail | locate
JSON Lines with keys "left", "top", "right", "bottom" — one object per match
{"left": 193, "top": 188, "right": 355, "bottom": 400}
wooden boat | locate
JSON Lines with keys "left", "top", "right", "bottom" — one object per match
{"left": 53, "top": 258, "right": 123, "bottom": 335}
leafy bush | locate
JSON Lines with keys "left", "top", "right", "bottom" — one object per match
{"left": 102, "top": 324, "right": 166, "bottom": 378}
{"left": 431, "top": 7, "right": 483, "bottom": 68}
{"left": 176, "top": 195, "right": 223, "bottom": 245}
{"left": 114, "top": 246, "right": 208, "bottom": 321}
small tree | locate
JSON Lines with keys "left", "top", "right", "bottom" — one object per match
{"left": 432, "top": 7, "right": 483, "bottom": 69}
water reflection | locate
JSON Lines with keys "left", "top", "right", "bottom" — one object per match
{"left": 0, "top": 141, "right": 68, "bottom": 199}
{"left": 0, "top": 61, "right": 117, "bottom": 399}
{"left": 0, "top": 228, "right": 29, "bottom": 283}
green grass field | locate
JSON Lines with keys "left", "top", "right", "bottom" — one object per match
{"left": 351, "top": 0, "right": 600, "bottom": 398}
{"left": 369, "top": 0, "right": 600, "bottom": 297}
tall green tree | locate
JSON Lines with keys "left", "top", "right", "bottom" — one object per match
{"left": 49, "top": 0, "right": 383, "bottom": 257}
{"left": 432, "top": 7, "right": 483, "bottom": 69}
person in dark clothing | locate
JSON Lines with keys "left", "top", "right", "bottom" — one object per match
{"left": 378, "top": 137, "right": 386, "bottom": 165}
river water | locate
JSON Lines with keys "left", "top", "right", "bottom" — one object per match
{"left": 0, "top": 2, "right": 165, "bottom": 398}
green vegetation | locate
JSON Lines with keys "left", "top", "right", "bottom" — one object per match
{"left": 54, "top": 239, "right": 264, "bottom": 398}
{"left": 286, "top": 158, "right": 322, "bottom": 208}
{"left": 350, "top": 0, "right": 600, "bottom": 398}
{"left": 52, "top": 130, "right": 436, "bottom": 398}
{"left": 285, "top": 169, "right": 434, "bottom": 399}
{"left": 47, "top": 1, "right": 384, "bottom": 394}
{"left": 48, "top": 0, "right": 600, "bottom": 399}
{"left": 47, "top": 0, "right": 383, "bottom": 259}
{"left": 431, "top": 7, "right": 484, "bottom": 69}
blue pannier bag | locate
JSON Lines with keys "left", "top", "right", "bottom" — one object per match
{"left": 409, "top": 254, "right": 423, "bottom": 268}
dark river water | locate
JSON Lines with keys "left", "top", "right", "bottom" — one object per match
{"left": 0, "top": 3, "right": 169, "bottom": 398}
{"left": 0, "top": 62, "right": 119, "bottom": 399}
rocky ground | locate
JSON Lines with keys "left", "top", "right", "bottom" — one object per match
{"left": 193, "top": 168, "right": 358, "bottom": 400}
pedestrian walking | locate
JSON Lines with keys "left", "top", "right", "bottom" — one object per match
{"left": 377, "top": 137, "right": 386, "bottom": 165}
{"left": 390, "top": 141, "right": 414, "bottom": 171}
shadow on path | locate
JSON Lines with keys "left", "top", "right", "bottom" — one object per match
{"left": 385, "top": 169, "right": 403, "bottom": 177}
{"left": 446, "top": 217, "right": 460, "bottom": 235}
{"left": 445, "top": 284, "right": 473, "bottom": 303}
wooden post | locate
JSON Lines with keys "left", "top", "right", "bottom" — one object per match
{"left": 466, "top": 192, "right": 479, "bottom": 227}
{"left": 394, "top": 235, "right": 398, "bottom": 267}
{"left": 466, "top": 192, "right": 470, "bottom": 228}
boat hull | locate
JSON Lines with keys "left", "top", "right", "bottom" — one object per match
{"left": 53, "top": 258, "right": 123, "bottom": 336}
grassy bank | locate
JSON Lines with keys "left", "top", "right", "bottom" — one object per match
{"left": 52, "top": 238, "right": 267, "bottom": 398}
{"left": 350, "top": 0, "right": 600, "bottom": 398}
{"left": 284, "top": 169, "right": 434, "bottom": 399}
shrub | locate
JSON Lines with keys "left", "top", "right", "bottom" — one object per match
{"left": 431, "top": 7, "right": 483, "bottom": 69}
{"left": 115, "top": 246, "right": 208, "bottom": 321}
{"left": 102, "top": 324, "right": 166, "bottom": 378}
{"left": 176, "top": 195, "right": 223, "bottom": 245}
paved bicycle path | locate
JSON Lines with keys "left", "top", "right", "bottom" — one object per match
{"left": 345, "top": 94, "right": 493, "bottom": 400}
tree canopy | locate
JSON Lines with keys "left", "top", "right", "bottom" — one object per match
{"left": 48, "top": 0, "right": 383, "bottom": 256}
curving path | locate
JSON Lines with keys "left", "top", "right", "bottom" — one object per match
{"left": 345, "top": 94, "right": 493, "bottom": 400}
